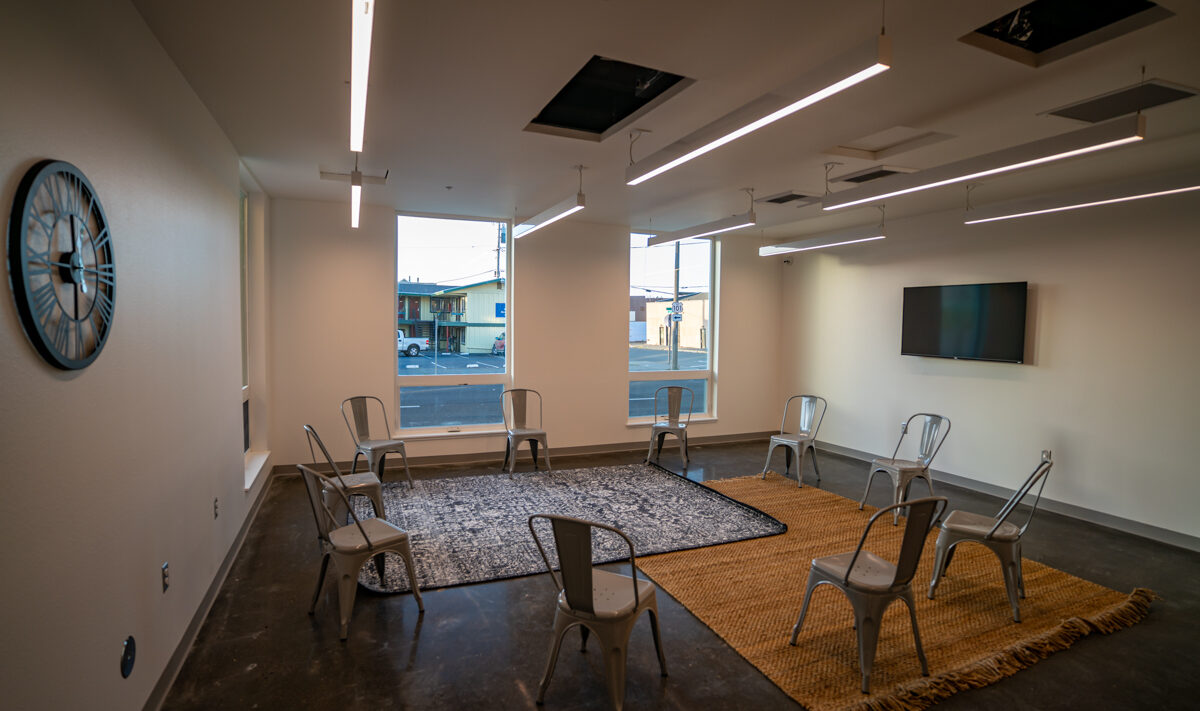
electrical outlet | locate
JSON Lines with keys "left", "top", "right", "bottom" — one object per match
{"left": 161, "top": 562, "right": 169, "bottom": 592}
{"left": 120, "top": 636, "right": 136, "bottom": 678}
{"left": 213, "top": 497, "right": 219, "bottom": 519}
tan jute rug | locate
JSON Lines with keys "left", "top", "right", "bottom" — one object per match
{"left": 637, "top": 473, "right": 1155, "bottom": 711}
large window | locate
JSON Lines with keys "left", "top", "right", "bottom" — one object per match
{"left": 628, "top": 234, "right": 714, "bottom": 418}
{"left": 395, "top": 214, "right": 509, "bottom": 429}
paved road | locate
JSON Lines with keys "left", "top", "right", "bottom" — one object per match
{"left": 395, "top": 346, "right": 708, "bottom": 427}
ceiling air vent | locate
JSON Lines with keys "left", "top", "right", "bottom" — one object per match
{"left": 833, "top": 165, "right": 916, "bottom": 184}
{"left": 756, "top": 191, "right": 820, "bottom": 208}
{"left": 959, "top": 0, "right": 1174, "bottom": 68}
{"left": 525, "top": 56, "right": 691, "bottom": 142}
{"left": 1045, "top": 79, "right": 1197, "bottom": 123}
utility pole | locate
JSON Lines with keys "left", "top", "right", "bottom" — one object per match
{"left": 670, "top": 241, "right": 680, "bottom": 370}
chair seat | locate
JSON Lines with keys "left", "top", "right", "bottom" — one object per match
{"left": 870, "top": 457, "right": 927, "bottom": 473}
{"left": 325, "top": 472, "right": 379, "bottom": 491}
{"left": 508, "top": 427, "right": 547, "bottom": 439}
{"left": 557, "top": 568, "right": 654, "bottom": 619}
{"left": 328, "top": 517, "right": 409, "bottom": 552}
{"left": 940, "top": 509, "right": 1021, "bottom": 542}
{"left": 812, "top": 550, "right": 898, "bottom": 593}
{"left": 357, "top": 438, "right": 406, "bottom": 454}
{"left": 771, "top": 432, "right": 813, "bottom": 445}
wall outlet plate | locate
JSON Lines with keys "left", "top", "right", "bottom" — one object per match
{"left": 121, "top": 636, "right": 136, "bottom": 678}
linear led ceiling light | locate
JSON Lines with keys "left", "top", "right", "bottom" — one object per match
{"left": 514, "top": 166, "right": 587, "bottom": 238}
{"left": 964, "top": 166, "right": 1200, "bottom": 224}
{"left": 759, "top": 207, "right": 886, "bottom": 255}
{"left": 626, "top": 34, "right": 891, "bottom": 186}
{"left": 823, "top": 113, "right": 1146, "bottom": 211}
{"left": 648, "top": 189, "right": 758, "bottom": 247}
{"left": 350, "top": 169, "right": 362, "bottom": 228}
{"left": 350, "top": 0, "right": 376, "bottom": 152}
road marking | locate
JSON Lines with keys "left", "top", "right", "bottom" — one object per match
{"left": 405, "top": 365, "right": 419, "bottom": 369}
{"left": 629, "top": 397, "right": 654, "bottom": 401}
{"left": 399, "top": 405, "right": 420, "bottom": 408}
{"left": 466, "top": 364, "right": 479, "bottom": 368}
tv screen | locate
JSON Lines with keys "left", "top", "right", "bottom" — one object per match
{"left": 901, "top": 282, "right": 1028, "bottom": 363}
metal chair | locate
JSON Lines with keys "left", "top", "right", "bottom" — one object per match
{"left": 928, "top": 450, "right": 1054, "bottom": 622}
{"left": 760, "top": 394, "right": 827, "bottom": 487}
{"left": 342, "top": 395, "right": 415, "bottom": 488}
{"left": 501, "top": 388, "right": 552, "bottom": 477}
{"left": 859, "top": 413, "right": 950, "bottom": 525}
{"left": 528, "top": 514, "right": 667, "bottom": 711}
{"left": 297, "top": 462, "right": 423, "bottom": 639}
{"left": 645, "top": 386, "right": 693, "bottom": 468}
{"left": 790, "top": 496, "right": 948, "bottom": 694}
{"left": 304, "top": 424, "right": 384, "bottom": 522}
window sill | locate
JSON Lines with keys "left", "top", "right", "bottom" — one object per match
{"left": 391, "top": 427, "right": 507, "bottom": 441}
{"left": 244, "top": 450, "right": 271, "bottom": 492}
{"left": 626, "top": 416, "right": 717, "bottom": 428}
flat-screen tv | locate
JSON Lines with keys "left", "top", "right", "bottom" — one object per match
{"left": 901, "top": 281, "right": 1028, "bottom": 363}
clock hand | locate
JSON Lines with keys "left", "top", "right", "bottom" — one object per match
{"left": 74, "top": 228, "right": 88, "bottom": 295}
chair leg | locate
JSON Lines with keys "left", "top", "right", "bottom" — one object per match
{"left": 783, "top": 445, "right": 793, "bottom": 476}
{"left": 927, "top": 534, "right": 951, "bottom": 599}
{"left": 580, "top": 625, "right": 590, "bottom": 651}
{"left": 790, "top": 574, "right": 821, "bottom": 644}
{"left": 530, "top": 439, "right": 540, "bottom": 470}
{"left": 1016, "top": 543, "right": 1026, "bottom": 599}
{"left": 859, "top": 469, "right": 881, "bottom": 511}
{"left": 996, "top": 545, "right": 1023, "bottom": 623}
{"left": 760, "top": 441, "right": 777, "bottom": 478}
{"left": 542, "top": 437, "right": 553, "bottom": 472}
{"left": 537, "top": 615, "right": 572, "bottom": 705}
{"left": 679, "top": 430, "right": 688, "bottom": 467}
{"left": 309, "top": 553, "right": 331, "bottom": 614}
{"left": 595, "top": 618, "right": 637, "bottom": 711}
{"left": 351, "top": 451, "right": 364, "bottom": 476}
{"left": 370, "top": 450, "right": 385, "bottom": 480}
{"left": 397, "top": 539, "right": 424, "bottom": 613}
{"left": 369, "top": 490, "right": 385, "bottom": 519}
{"left": 647, "top": 607, "right": 668, "bottom": 676}
{"left": 809, "top": 445, "right": 822, "bottom": 484}
{"left": 892, "top": 474, "right": 907, "bottom": 525}
{"left": 901, "top": 592, "right": 930, "bottom": 677}
{"left": 504, "top": 438, "right": 515, "bottom": 478}
{"left": 656, "top": 432, "right": 666, "bottom": 460}
{"left": 398, "top": 444, "right": 415, "bottom": 489}
{"left": 645, "top": 433, "right": 656, "bottom": 463}
{"left": 372, "top": 551, "right": 387, "bottom": 586}
{"left": 336, "top": 569, "right": 359, "bottom": 639}
{"left": 852, "top": 598, "right": 887, "bottom": 694}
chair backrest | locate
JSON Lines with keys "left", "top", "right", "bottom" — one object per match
{"left": 843, "top": 496, "right": 948, "bottom": 592}
{"left": 502, "top": 388, "right": 543, "bottom": 430}
{"left": 889, "top": 413, "right": 950, "bottom": 468}
{"left": 781, "top": 394, "right": 827, "bottom": 437}
{"left": 528, "top": 514, "right": 640, "bottom": 615}
{"left": 297, "top": 462, "right": 372, "bottom": 550}
{"left": 304, "top": 424, "right": 349, "bottom": 488}
{"left": 991, "top": 450, "right": 1054, "bottom": 538}
{"left": 652, "top": 386, "right": 693, "bottom": 426}
{"left": 341, "top": 395, "right": 391, "bottom": 445}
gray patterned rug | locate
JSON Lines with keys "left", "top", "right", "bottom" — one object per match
{"left": 352, "top": 463, "right": 786, "bottom": 593}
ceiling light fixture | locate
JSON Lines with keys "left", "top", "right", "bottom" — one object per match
{"left": 626, "top": 34, "right": 891, "bottom": 186}
{"left": 350, "top": 168, "right": 362, "bottom": 228}
{"left": 350, "top": 0, "right": 376, "bottom": 153}
{"left": 760, "top": 207, "right": 886, "bottom": 256}
{"left": 514, "top": 165, "right": 587, "bottom": 238}
{"left": 822, "top": 114, "right": 1146, "bottom": 211}
{"left": 648, "top": 189, "right": 757, "bottom": 247}
{"left": 964, "top": 166, "right": 1200, "bottom": 224}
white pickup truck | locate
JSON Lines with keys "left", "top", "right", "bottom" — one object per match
{"left": 397, "top": 330, "right": 431, "bottom": 357}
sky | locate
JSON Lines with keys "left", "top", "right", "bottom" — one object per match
{"left": 395, "top": 217, "right": 711, "bottom": 296}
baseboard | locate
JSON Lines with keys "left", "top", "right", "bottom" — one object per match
{"left": 142, "top": 472, "right": 276, "bottom": 711}
{"left": 816, "top": 441, "right": 1200, "bottom": 553}
{"left": 272, "top": 430, "right": 775, "bottom": 477}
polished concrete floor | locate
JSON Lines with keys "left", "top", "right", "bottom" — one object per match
{"left": 162, "top": 442, "right": 1200, "bottom": 710}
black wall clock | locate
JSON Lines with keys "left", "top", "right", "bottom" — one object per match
{"left": 7, "top": 160, "right": 115, "bottom": 369}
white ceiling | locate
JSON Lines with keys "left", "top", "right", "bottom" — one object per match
{"left": 132, "top": 0, "right": 1200, "bottom": 241}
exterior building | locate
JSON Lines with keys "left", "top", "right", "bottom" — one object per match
{"left": 397, "top": 278, "right": 505, "bottom": 353}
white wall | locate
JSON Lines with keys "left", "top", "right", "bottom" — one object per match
{"left": 779, "top": 192, "right": 1200, "bottom": 538}
{"left": 0, "top": 3, "right": 259, "bottom": 709}
{"left": 267, "top": 200, "right": 782, "bottom": 466}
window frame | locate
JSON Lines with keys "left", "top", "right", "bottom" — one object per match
{"left": 627, "top": 235, "right": 719, "bottom": 424}
{"left": 392, "top": 210, "right": 514, "bottom": 435}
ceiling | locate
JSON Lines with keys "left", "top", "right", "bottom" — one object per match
{"left": 132, "top": 0, "right": 1200, "bottom": 241}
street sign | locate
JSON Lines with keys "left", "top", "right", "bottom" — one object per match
{"left": 671, "top": 312, "right": 683, "bottom": 322}
{"left": 495, "top": 302, "right": 505, "bottom": 318}
{"left": 671, "top": 301, "right": 684, "bottom": 313}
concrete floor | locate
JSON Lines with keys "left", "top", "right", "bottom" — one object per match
{"left": 162, "top": 442, "right": 1200, "bottom": 710}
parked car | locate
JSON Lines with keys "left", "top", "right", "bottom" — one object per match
{"left": 397, "top": 329, "right": 431, "bottom": 357}
{"left": 492, "top": 333, "right": 505, "bottom": 356}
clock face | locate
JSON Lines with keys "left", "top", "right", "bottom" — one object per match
{"left": 7, "top": 160, "right": 115, "bottom": 369}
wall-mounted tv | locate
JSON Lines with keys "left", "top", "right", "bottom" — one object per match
{"left": 901, "top": 281, "right": 1028, "bottom": 363}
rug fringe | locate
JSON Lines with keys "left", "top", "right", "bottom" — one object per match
{"left": 843, "top": 588, "right": 1158, "bottom": 711}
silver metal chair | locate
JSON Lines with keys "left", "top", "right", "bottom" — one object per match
{"left": 501, "top": 388, "right": 552, "bottom": 478}
{"left": 859, "top": 413, "right": 950, "bottom": 525}
{"left": 790, "top": 496, "right": 948, "bottom": 694}
{"left": 928, "top": 450, "right": 1054, "bottom": 622}
{"left": 304, "top": 424, "right": 384, "bottom": 522}
{"left": 529, "top": 514, "right": 667, "bottom": 711}
{"left": 645, "top": 386, "right": 693, "bottom": 468}
{"left": 760, "top": 394, "right": 827, "bottom": 487}
{"left": 342, "top": 395, "right": 414, "bottom": 488}
{"left": 298, "top": 462, "right": 423, "bottom": 639}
